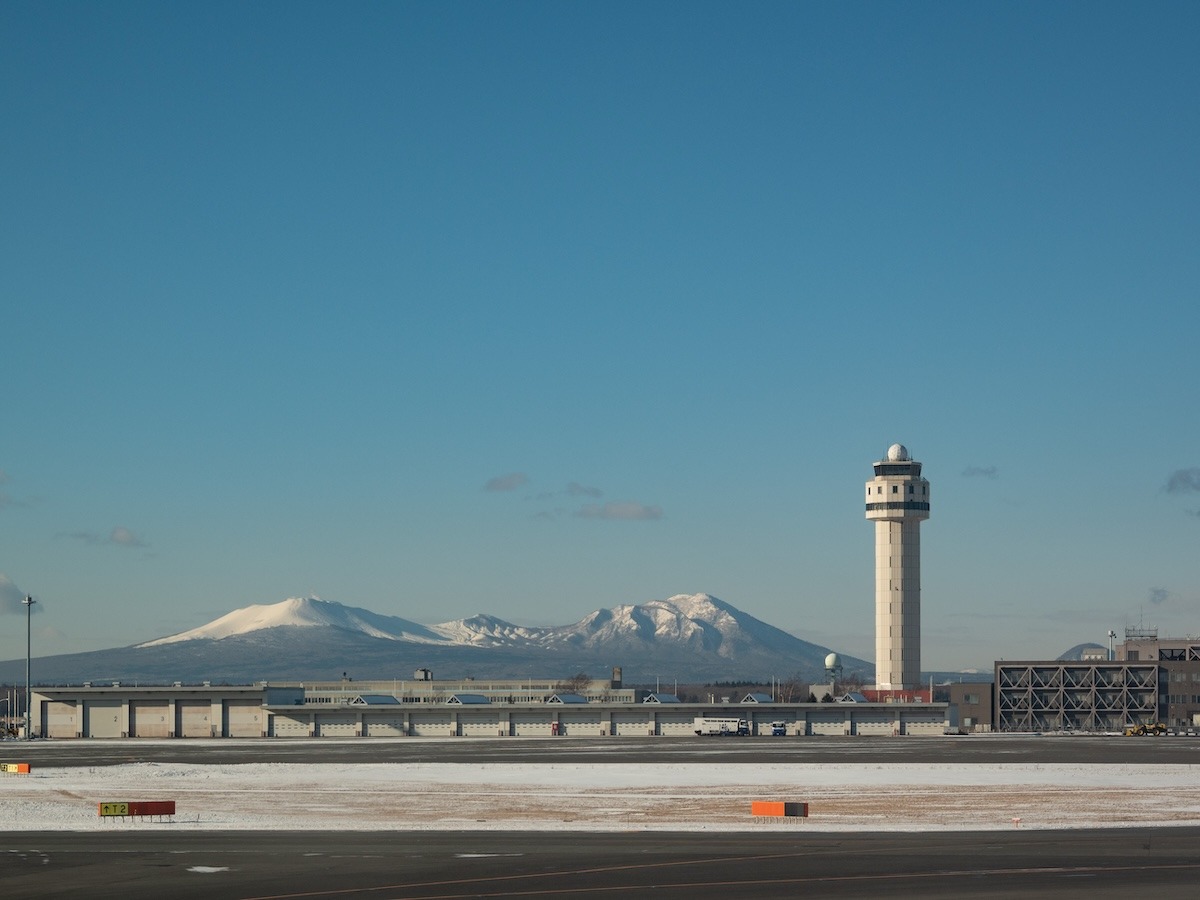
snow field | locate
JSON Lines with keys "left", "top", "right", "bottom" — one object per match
{"left": 5, "top": 761, "right": 1200, "bottom": 832}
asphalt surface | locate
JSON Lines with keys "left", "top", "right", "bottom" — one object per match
{"left": 5, "top": 828, "right": 1200, "bottom": 899}
{"left": 5, "top": 736, "right": 1200, "bottom": 898}
{"left": 6, "top": 732, "right": 1200, "bottom": 767}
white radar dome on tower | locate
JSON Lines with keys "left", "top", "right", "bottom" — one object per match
{"left": 886, "top": 443, "right": 909, "bottom": 461}
{"left": 824, "top": 652, "right": 842, "bottom": 669}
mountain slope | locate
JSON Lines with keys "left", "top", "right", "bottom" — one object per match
{"left": 139, "top": 597, "right": 449, "bottom": 647}
{"left": 3, "top": 593, "right": 872, "bottom": 684}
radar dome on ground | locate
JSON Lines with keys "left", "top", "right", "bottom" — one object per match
{"left": 824, "top": 652, "right": 842, "bottom": 669}
{"left": 887, "top": 443, "right": 909, "bottom": 461}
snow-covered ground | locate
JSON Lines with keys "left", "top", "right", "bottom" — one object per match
{"left": 5, "top": 755, "right": 1200, "bottom": 832}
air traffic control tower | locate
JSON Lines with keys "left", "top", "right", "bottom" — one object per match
{"left": 865, "top": 444, "right": 930, "bottom": 691}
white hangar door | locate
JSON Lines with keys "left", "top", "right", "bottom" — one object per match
{"left": 44, "top": 701, "right": 78, "bottom": 739}
{"left": 270, "top": 714, "right": 310, "bottom": 737}
{"left": 657, "top": 715, "right": 694, "bottom": 736}
{"left": 315, "top": 713, "right": 357, "bottom": 737}
{"left": 611, "top": 711, "right": 652, "bottom": 736}
{"left": 510, "top": 711, "right": 553, "bottom": 736}
{"left": 84, "top": 700, "right": 122, "bottom": 738}
{"left": 459, "top": 711, "right": 501, "bottom": 736}
{"left": 176, "top": 700, "right": 213, "bottom": 737}
{"left": 851, "top": 711, "right": 893, "bottom": 736}
{"left": 558, "top": 711, "right": 603, "bottom": 736}
{"left": 223, "top": 699, "right": 262, "bottom": 737}
{"left": 807, "top": 711, "right": 847, "bottom": 736}
{"left": 408, "top": 713, "right": 451, "bottom": 736}
{"left": 362, "top": 715, "right": 405, "bottom": 736}
{"left": 129, "top": 701, "right": 171, "bottom": 738}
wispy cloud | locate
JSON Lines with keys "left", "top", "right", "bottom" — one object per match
{"left": 1149, "top": 586, "right": 1169, "bottom": 605}
{"left": 109, "top": 526, "right": 146, "bottom": 548}
{"left": 484, "top": 472, "right": 528, "bottom": 492}
{"left": 962, "top": 465, "right": 998, "bottom": 479}
{"left": 0, "top": 574, "right": 29, "bottom": 614}
{"left": 567, "top": 482, "right": 603, "bottom": 498}
{"left": 1165, "top": 468, "right": 1200, "bottom": 494}
{"left": 575, "top": 501, "right": 663, "bottom": 521}
{"left": 64, "top": 526, "right": 148, "bottom": 549}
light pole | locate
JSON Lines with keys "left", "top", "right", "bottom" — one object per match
{"left": 1107, "top": 629, "right": 1117, "bottom": 662}
{"left": 23, "top": 596, "right": 35, "bottom": 740}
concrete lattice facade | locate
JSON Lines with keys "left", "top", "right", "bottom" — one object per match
{"left": 995, "top": 662, "right": 1158, "bottom": 732}
{"left": 865, "top": 444, "right": 930, "bottom": 690}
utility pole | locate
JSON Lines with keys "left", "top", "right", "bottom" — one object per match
{"left": 23, "top": 596, "right": 35, "bottom": 740}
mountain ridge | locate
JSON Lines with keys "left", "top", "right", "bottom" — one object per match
{"left": 3, "top": 593, "right": 875, "bottom": 684}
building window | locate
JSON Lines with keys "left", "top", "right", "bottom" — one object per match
{"left": 907, "top": 484, "right": 914, "bottom": 494}
{"left": 892, "top": 485, "right": 899, "bottom": 494}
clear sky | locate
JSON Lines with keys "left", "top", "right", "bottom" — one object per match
{"left": 2, "top": 2, "right": 1197, "bottom": 672}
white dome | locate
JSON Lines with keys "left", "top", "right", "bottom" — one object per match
{"left": 824, "top": 652, "right": 842, "bottom": 669}
{"left": 886, "top": 443, "right": 909, "bottom": 461}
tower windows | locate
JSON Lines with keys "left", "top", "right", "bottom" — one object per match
{"left": 892, "top": 485, "right": 898, "bottom": 494}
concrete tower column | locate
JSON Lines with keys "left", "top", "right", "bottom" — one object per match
{"left": 864, "top": 444, "right": 930, "bottom": 691}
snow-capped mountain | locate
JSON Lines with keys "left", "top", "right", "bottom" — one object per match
{"left": 138, "top": 597, "right": 449, "bottom": 647}
{"left": 4, "top": 593, "right": 873, "bottom": 685}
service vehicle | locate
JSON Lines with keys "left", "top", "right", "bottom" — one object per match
{"left": 693, "top": 716, "right": 750, "bottom": 736}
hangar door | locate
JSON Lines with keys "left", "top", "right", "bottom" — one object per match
{"left": 270, "top": 714, "right": 310, "bottom": 737}
{"left": 363, "top": 716, "right": 405, "bottom": 736}
{"left": 409, "top": 713, "right": 451, "bottom": 736}
{"left": 84, "top": 699, "right": 122, "bottom": 738}
{"left": 315, "top": 713, "right": 357, "bottom": 737}
{"left": 851, "top": 711, "right": 894, "bottom": 736}
{"left": 129, "top": 701, "right": 171, "bottom": 738}
{"left": 43, "top": 700, "right": 78, "bottom": 739}
{"left": 459, "top": 711, "right": 501, "bottom": 736}
{"left": 807, "top": 711, "right": 847, "bottom": 736}
{"left": 176, "top": 700, "right": 213, "bottom": 737}
{"left": 900, "top": 714, "right": 945, "bottom": 736}
{"left": 558, "top": 711, "right": 603, "bottom": 736}
{"left": 223, "top": 699, "right": 262, "bottom": 737}
{"left": 611, "top": 711, "right": 652, "bottom": 736}
{"left": 510, "top": 712, "right": 553, "bottom": 736}
{"left": 658, "top": 715, "right": 695, "bottom": 736}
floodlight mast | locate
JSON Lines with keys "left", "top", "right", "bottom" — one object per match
{"left": 23, "top": 596, "right": 35, "bottom": 740}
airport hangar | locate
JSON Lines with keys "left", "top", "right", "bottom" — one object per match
{"left": 29, "top": 675, "right": 950, "bottom": 739}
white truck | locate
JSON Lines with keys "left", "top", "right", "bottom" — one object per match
{"left": 693, "top": 716, "right": 749, "bottom": 736}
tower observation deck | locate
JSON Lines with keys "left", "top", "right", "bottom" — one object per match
{"left": 865, "top": 443, "right": 930, "bottom": 691}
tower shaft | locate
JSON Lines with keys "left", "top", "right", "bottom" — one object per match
{"left": 864, "top": 445, "right": 929, "bottom": 692}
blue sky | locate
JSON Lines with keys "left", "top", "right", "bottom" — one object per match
{"left": 2, "top": 2, "right": 1197, "bottom": 672}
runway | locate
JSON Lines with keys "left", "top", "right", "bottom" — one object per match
{"left": 6, "top": 828, "right": 1200, "bottom": 899}
{"left": 10, "top": 732, "right": 1200, "bottom": 767}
